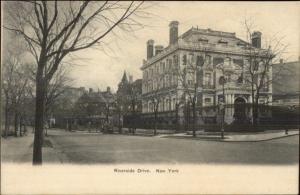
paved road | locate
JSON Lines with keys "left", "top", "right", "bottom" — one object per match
{"left": 48, "top": 130, "right": 299, "bottom": 165}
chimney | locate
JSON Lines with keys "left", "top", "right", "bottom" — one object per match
{"left": 169, "top": 21, "right": 179, "bottom": 45}
{"left": 106, "top": 86, "right": 111, "bottom": 93}
{"left": 280, "top": 59, "right": 284, "bottom": 64}
{"left": 89, "top": 88, "right": 93, "bottom": 93}
{"left": 147, "top": 39, "right": 154, "bottom": 59}
{"left": 251, "top": 31, "right": 262, "bottom": 48}
{"left": 155, "top": 45, "right": 164, "bottom": 55}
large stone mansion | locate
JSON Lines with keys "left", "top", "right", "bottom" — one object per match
{"left": 140, "top": 21, "right": 272, "bottom": 124}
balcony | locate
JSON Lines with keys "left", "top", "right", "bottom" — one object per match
{"left": 202, "top": 84, "right": 215, "bottom": 90}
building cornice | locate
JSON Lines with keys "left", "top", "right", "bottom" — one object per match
{"left": 141, "top": 40, "right": 268, "bottom": 70}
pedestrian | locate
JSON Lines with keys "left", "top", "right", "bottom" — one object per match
{"left": 285, "top": 128, "right": 289, "bottom": 135}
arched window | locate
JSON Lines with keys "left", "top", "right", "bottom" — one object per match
{"left": 219, "top": 76, "right": 226, "bottom": 85}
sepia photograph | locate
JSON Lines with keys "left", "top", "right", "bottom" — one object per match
{"left": 1, "top": 1, "right": 299, "bottom": 194}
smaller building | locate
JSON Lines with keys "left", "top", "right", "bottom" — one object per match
{"left": 71, "top": 87, "right": 116, "bottom": 129}
{"left": 272, "top": 59, "right": 300, "bottom": 107}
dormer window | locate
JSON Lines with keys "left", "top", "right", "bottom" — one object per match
{"left": 237, "top": 41, "right": 246, "bottom": 46}
{"left": 218, "top": 39, "right": 228, "bottom": 44}
{"left": 198, "top": 37, "right": 208, "bottom": 43}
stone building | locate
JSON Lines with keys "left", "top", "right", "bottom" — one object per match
{"left": 272, "top": 58, "right": 300, "bottom": 107}
{"left": 116, "top": 71, "right": 142, "bottom": 128}
{"left": 140, "top": 21, "right": 273, "bottom": 125}
{"left": 71, "top": 87, "right": 116, "bottom": 128}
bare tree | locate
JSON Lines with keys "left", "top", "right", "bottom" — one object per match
{"left": 149, "top": 89, "right": 160, "bottom": 136}
{"left": 128, "top": 80, "right": 142, "bottom": 134}
{"left": 2, "top": 38, "right": 33, "bottom": 137}
{"left": 4, "top": 1, "right": 147, "bottom": 164}
{"left": 44, "top": 66, "right": 73, "bottom": 135}
{"left": 242, "top": 18, "right": 287, "bottom": 125}
{"left": 174, "top": 52, "right": 206, "bottom": 137}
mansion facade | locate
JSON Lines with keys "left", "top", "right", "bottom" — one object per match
{"left": 141, "top": 21, "right": 272, "bottom": 125}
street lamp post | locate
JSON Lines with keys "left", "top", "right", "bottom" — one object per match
{"left": 219, "top": 75, "right": 226, "bottom": 139}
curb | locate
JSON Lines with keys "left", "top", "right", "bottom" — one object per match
{"left": 162, "top": 133, "right": 299, "bottom": 142}
{"left": 222, "top": 133, "right": 299, "bottom": 143}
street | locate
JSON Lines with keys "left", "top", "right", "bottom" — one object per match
{"left": 46, "top": 129, "right": 299, "bottom": 165}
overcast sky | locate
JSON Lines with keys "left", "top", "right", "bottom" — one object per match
{"left": 8, "top": 1, "right": 300, "bottom": 92}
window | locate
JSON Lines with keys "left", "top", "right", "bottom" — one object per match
{"left": 213, "top": 58, "right": 224, "bottom": 66}
{"left": 198, "top": 37, "right": 208, "bottom": 43}
{"left": 173, "top": 75, "right": 177, "bottom": 86}
{"left": 233, "top": 59, "right": 244, "bottom": 68}
{"left": 187, "top": 72, "right": 194, "bottom": 86}
{"left": 225, "top": 73, "right": 231, "bottom": 82}
{"left": 196, "top": 55, "right": 204, "bottom": 67}
{"left": 218, "top": 39, "right": 228, "bottom": 44}
{"left": 237, "top": 73, "right": 243, "bottom": 84}
{"left": 189, "top": 53, "right": 194, "bottom": 64}
{"left": 169, "top": 58, "right": 172, "bottom": 69}
{"left": 173, "top": 55, "right": 178, "bottom": 68}
{"left": 204, "top": 73, "right": 212, "bottom": 86}
{"left": 219, "top": 76, "right": 226, "bottom": 85}
{"left": 263, "top": 77, "right": 269, "bottom": 92}
{"left": 166, "top": 59, "right": 169, "bottom": 71}
{"left": 182, "top": 54, "right": 187, "bottom": 65}
{"left": 205, "top": 55, "right": 211, "bottom": 65}
{"left": 166, "top": 99, "right": 170, "bottom": 111}
{"left": 205, "top": 98, "right": 211, "bottom": 103}
{"left": 254, "top": 61, "right": 259, "bottom": 71}
{"left": 172, "top": 98, "right": 176, "bottom": 110}
{"left": 165, "top": 75, "right": 169, "bottom": 87}
{"left": 224, "top": 57, "right": 231, "bottom": 66}
{"left": 153, "top": 79, "right": 157, "bottom": 90}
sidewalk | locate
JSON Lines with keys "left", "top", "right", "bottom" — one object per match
{"left": 225, "top": 129, "right": 299, "bottom": 142}
{"left": 162, "top": 129, "right": 299, "bottom": 142}
{"left": 66, "top": 127, "right": 299, "bottom": 142}
{"left": 1, "top": 132, "right": 65, "bottom": 163}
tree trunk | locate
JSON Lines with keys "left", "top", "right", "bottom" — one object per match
{"left": 175, "top": 104, "right": 179, "bottom": 132}
{"left": 33, "top": 75, "right": 46, "bottom": 165}
{"left": 154, "top": 111, "right": 157, "bottom": 135}
{"left": 251, "top": 86, "right": 256, "bottom": 126}
{"left": 19, "top": 116, "right": 22, "bottom": 137}
{"left": 4, "top": 100, "right": 10, "bottom": 137}
{"left": 118, "top": 112, "right": 122, "bottom": 134}
{"left": 192, "top": 102, "right": 196, "bottom": 137}
{"left": 14, "top": 113, "right": 18, "bottom": 137}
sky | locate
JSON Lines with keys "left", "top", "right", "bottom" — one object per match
{"left": 4, "top": 1, "right": 299, "bottom": 92}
